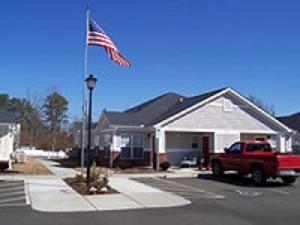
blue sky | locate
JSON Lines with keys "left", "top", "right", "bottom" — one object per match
{"left": 1, "top": 0, "right": 300, "bottom": 120}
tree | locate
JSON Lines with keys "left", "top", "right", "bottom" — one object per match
{"left": 0, "top": 94, "right": 11, "bottom": 110}
{"left": 43, "top": 91, "right": 69, "bottom": 151}
{"left": 248, "top": 95, "right": 276, "bottom": 116}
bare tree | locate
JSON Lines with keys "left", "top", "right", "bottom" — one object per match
{"left": 248, "top": 95, "right": 276, "bottom": 116}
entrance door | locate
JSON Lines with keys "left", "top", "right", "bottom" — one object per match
{"left": 202, "top": 136, "right": 210, "bottom": 167}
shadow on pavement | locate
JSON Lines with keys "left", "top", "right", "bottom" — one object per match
{"left": 197, "top": 173, "right": 288, "bottom": 188}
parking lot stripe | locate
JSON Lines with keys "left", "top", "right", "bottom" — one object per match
{"left": 0, "top": 196, "right": 26, "bottom": 204}
{"left": 0, "top": 203, "right": 28, "bottom": 207}
{"left": 0, "top": 183, "right": 24, "bottom": 188}
{"left": 0, "top": 191, "right": 25, "bottom": 197}
{"left": 0, "top": 186, "right": 24, "bottom": 193}
{"left": 152, "top": 178, "right": 225, "bottom": 199}
{"left": 24, "top": 181, "right": 30, "bottom": 205}
{"left": 0, "top": 180, "right": 28, "bottom": 207}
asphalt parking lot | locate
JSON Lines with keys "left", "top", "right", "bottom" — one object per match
{"left": 0, "top": 180, "right": 28, "bottom": 207}
{"left": 136, "top": 173, "right": 300, "bottom": 202}
{"left": 1, "top": 175, "right": 300, "bottom": 225}
{"left": 135, "top": 176, "right": 225, "bottom": 199}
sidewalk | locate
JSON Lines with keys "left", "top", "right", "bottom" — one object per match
{"left": 22, "top": 159, "right": 191, "bottom": 212}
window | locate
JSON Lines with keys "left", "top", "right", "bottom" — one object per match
{"left": 133, "top": 135, "right": 144, "bottom": 158}
{"left": 192, "top": 137, "right": 199, "bottom": 149}
{"left": 120, "top": 135, "right": 131, "bottom": 159}
{"left": 246, "top": 144, "right": 272, "bottom": 152}
{"left": 120, "top": 134, "right": 144, "bottom": 159}
{"left": 228, "top": 143, "right": 241, "bottom": 154}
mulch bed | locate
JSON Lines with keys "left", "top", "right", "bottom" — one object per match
{"left": 64, "top": 177, "right": 118, "bottom": 195}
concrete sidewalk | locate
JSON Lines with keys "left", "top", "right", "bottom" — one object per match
{"left": 19, "top": 159, "right": 190, "bottom": 212}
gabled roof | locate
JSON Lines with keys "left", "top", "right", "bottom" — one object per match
{"left": 277, "top": 113, "right": 300, "bottom": 132}
{"left": 104, "top": 111, "right": 143, "bottom": 126}
{"left": 70, "top": 121, "right": 98, "bottom": 132}
{"left": 151, "top": 88, "right": 227, "bottom": 124}
{"left": 103, "top": 88, "right": 226, "bottom": 126}
{"left": 102, "top": 87, "right": 291, "bottom": 133}
{"left": 0, "top": 110, "right": 18, "bottom": 124}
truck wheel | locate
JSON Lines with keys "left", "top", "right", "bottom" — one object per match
{"left": 212, "top": 161, "right": 223, "bottom": 177}
{"left": 252, "top": 167, "right": 267, "bottom": 186}
{"left": 281, "top": 176, "right": 297, "bottom": 184}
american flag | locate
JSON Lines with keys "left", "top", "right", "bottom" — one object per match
{"left": 87, "top": 18, "right": 130, "bottom": 67}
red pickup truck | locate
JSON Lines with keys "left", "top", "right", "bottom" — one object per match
{"left": 210, "top": 141, "right": 300, "bottom": 185}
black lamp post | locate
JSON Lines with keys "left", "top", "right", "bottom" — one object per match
{"left": 85, "top": 74, "right": 97, "bottom": 187}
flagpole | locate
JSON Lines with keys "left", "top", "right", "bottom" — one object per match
{"left": 81, "top": 6, "right": 90, "bottom": 173}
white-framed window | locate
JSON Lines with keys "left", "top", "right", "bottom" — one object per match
{"left": 120, "top": 134, "right": 144, "bottom": 159}
{"left": 192, "top": 136, "right": 199, "bottom": 149}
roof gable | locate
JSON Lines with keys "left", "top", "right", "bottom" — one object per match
{"left": 150, "top": 88, "right": 227, "bottom": 125}
{"left": 154, "top": 88, "right": 291, "bottom": 132}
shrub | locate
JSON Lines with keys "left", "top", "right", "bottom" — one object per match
{"left": 118, "top": 161, "right": 131, "bottom": 170}
{"left": 160, "top": 161, "right": 171, "bottom": 171}
{"left": 74, "top": 173, "right": 84, "bottom": 183}
{"left": 88, "top": 166, "right": 110, "bottom": 194}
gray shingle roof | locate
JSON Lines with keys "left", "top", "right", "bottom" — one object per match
{"left": 104, "top": 88, "right": 227, "bottom": 126}
{"left": 0, "top": 110, "right": 18, "bottom": 124}
{"left": 71, "top": 121, "right": 98, "bottom": 132}
{"left": 277, "top": 113, "right": 300, "bottom": 132}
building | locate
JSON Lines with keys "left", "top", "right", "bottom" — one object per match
{"left": 94, "top": 87, "right": 292, "bottom": 168}
{"left": 0, "top": 110, "right": 21, "bottom": 170}
{"left": 277, "top": 112, "right": 300, "bottom": 152}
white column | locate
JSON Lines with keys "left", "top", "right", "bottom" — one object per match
{"left": 149, "top": 133, "right": 154, "bottom": 167}
{"left": 286, "top": 135, "right": 293, "bottom": 153}
{"left": 155, "top": 128, "right": 165, "bottom": 170}
{"left": 158, "top": 129, "right": 166, "bottom": 154}
{"left": 276, "top": 133, "right": 286, "bottom": 153}
{"left": 110, "top": 129, "right": 117, "bottom": 168}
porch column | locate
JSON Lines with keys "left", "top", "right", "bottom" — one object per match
{"left": 149, "top": 133, "right": 154, "bottom": 168}
{"left": 286, "top": 136, "right": 293, "bottom": 153}
{"left": 155, "top": 128, "right": 166, "bottom": 170}
{"left": 276, "top": 133, "right": 292, "bottom": 153}
{"left": 110, "top": 128, "right": 117, "bottom": 168}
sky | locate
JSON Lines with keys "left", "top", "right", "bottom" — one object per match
{"left": 1, "top": 0, "right": 300, "bottom": 121}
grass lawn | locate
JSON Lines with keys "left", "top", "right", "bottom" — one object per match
{"left": 10, "top": 156, "right": 53, "bottom": 175}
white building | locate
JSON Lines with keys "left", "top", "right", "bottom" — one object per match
{"left": 95, "top": 87, "right": 292, "bottom": 167}
{"left": 0, "top": 110, "right": 21, "bottom": 170}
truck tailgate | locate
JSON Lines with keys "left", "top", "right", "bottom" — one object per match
{"left": 276, "top": 154, "right": 300, "bottom": 170}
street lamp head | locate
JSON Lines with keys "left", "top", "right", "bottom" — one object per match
{"left": 85, "top": 74, "right": 97, "bottom": 90}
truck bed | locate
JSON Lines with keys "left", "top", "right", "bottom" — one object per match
{"left": 276, "top": 154, "right": 300, "bottom": 171}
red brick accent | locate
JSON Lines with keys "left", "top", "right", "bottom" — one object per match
{"left": 152, "top": 153, "right": 167, "bottom": 169}
{"left": 95, "top": 150, "right": 152, "bottom": 168}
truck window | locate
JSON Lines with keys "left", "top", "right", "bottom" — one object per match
{"left": 246, "top": 143, "right": 272, "bottom": 152}
{"left": 228, "top": 143, "right": 241, "bottom": 154}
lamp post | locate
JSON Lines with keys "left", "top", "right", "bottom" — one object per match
{"left": 85, "top": 74, "right": 97, "bottom": 187}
